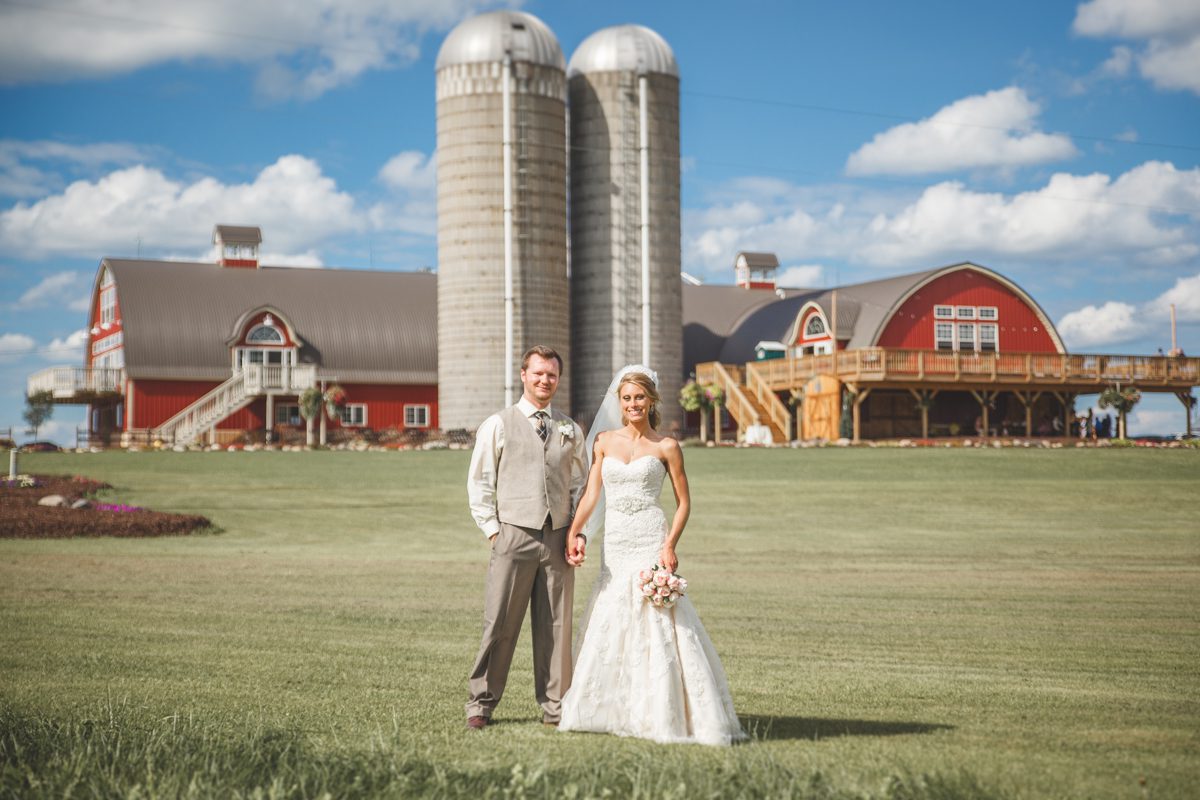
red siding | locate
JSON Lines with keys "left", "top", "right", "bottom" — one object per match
{"left": 336, "top": 383, "right": 438, "bottom": 430}
{"left": 876, "top": 269, "right": 1060, "bottom": 353}
{"left": 86, "top": 280, "right": 123, "bottom": 367}
{"left": 129, "top": 380, "right": 437, "bottom": 431}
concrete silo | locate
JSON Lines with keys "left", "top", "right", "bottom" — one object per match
{"left": 436, "top": 11, "right": 569, "bottom": 429}
{"left": 568, "top": 25, "right": 682, "bottom": 431}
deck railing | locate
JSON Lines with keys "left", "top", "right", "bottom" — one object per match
{"left": 27, "top": 367, "right": 125, "bottom": 399}
{"left": 745, "top": 349, "right": 1200, "bottom": 389}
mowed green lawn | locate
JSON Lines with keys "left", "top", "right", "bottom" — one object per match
{"left": 1, "top": 448, "right": 1197, "bottom": 799}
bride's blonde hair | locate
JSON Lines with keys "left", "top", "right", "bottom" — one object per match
{"left": 617, "top": 371, "right": 662, "bottom": 429}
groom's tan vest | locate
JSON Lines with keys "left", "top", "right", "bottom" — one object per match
{"left": 495, "top": 405, "right": 574, "bottom": 530}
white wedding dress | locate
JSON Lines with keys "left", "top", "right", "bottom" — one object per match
{"left": 559, "top": 455, "right": 744, "bottom": 745}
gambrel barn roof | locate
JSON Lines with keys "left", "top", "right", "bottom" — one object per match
{"left": 682, "top": 262, "right": 1066, "bottom": 370}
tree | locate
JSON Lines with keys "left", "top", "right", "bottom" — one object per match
{"left": 299, "top": 387, "right": 323, "bottom": 447}
{"left": 23, "top": 390, "right": 54, "bottom": 442}
{"left": 1098, "top": 384, "right": 1141, "bottom": 440}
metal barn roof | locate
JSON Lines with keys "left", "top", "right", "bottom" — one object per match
{"left": 104, "top": 259, "right": 436, "bottom": 384}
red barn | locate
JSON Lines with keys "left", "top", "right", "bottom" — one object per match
{"left": 32, "top": 226, "right": 437, "bottom": 447}
{"left": 688, "top": 257, "right": 1196, "bottom": 441}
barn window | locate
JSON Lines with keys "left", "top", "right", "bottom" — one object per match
{"left": 958, "top": 323, "right": 976, "bottom": 351}
{"left": 934, "top": 305, "right": 954, "bottom": 319}
{"left": 979, "top": 306, "right": 998, "bottom": 320}
{"left": 956, "top": 306, "right": 976, "bottom": 320}
{"left": 247, "top": 324, "right": 284, "bottom": 344}
{"left": 980, "top": 324, "right": 998, "bottom": 352}
{"left": 340, "top": 404, "right": 367, "bottom": 427}
{"left": 405, "top": 404, "right": 430, "bottom": 428}
{"left": 100, "top": 286, "right": 116, "bottom": 324}
{"left": 275, "top": 404, "right": 302, "bottom": 426}
{"left": 804, "top": 315, "right": 826, "bottom": 337}
{"left": 935, "top": 322, "right": 954, "bottom": 351}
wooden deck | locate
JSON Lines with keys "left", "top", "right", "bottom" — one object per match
{"left": 696, "top": 349, "right": 1200, "bottom": 441}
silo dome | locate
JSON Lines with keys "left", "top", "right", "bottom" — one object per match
{"left": 436, "top": 10, "right": 566, "bottom": 70}
{"left": 567, "top": 24, "right": 678, "bottom": 77}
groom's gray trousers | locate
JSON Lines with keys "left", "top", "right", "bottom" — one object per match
{"left": 466, "top": 519, "right": 574, "bottom": 722}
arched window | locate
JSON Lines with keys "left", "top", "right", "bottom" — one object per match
{"left": 247, "top": 324, "right": 284, "bottom": 344}
{"left": 805, "top": 315, "right": 826, "bottom": 337}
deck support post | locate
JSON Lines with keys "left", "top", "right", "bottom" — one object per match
{"left": 1013, "top": 390, "right": 1042, "bottom": 438}
{"left": 970, "top": 390, "right": 998, "bottom": 438}
{"left": 847, "top": 383, "right": 871, "bottom": 442}
{"left": 713, "top": 402, "right": 722, "bottom": 445}
{"left": 1052, "top": 391, "right": 1076, "bottom": 438}
{"left": 1176, "top": 391, "right": 1196, "bottom": 439}
{"left": 909, "top": 388, "right": 938, "bottom": 439}
{"left": 265, "top": 393, "right": 274, "bottom": 445}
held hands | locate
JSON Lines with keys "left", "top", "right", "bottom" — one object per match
{"left": 566, "top": 533, "right": 587, "bottom": 567}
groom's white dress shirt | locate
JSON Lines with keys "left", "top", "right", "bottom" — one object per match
{"left": 467, "top": 397, "right": 588, "bottom": 538}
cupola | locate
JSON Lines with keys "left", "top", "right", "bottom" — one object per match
{"left": 213, "top": 224, "right": 262, "bottom": 268}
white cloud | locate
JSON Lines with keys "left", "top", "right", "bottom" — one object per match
{"left": 1057, "top": 301, "right": 1143, "bottom": 347}
{"left": 845, "top": 88, "right": 1077, "bottom": 176}
{"left": 1057, "top": 271, "right": 1200, "bottom": 349}
{"left": 858, "top": 161, "right": 1200, "bottom": 266}
{"left": 14, "top": 270, "right": 90, "bottom": 311}
{"left": 0, "top": 155, "right": 362, "bottom": 260}
{"left": 776, "top": 265, "right": 824, "bottom": 288}
{"left": 0, "top": 333, "right": 36, "bottom": 362}
{"left": 0, "top": 139, "right": 153, "bottom": 199}
{"left": 685, "top": 160, "right": 1200, "bottom": 275}
{"left": 1074, "top": 0, "right": 1200, "bottom": 95}
{"left": 1129, "top": 408, "right": 1181, "bottom": 436}
{"left": 43, "top": 329, "right": 89, "bottom": 363}
{"left": 379, "top": 151, "right": 436, "bottom": 192}
{"left": 0, "top": 0, "right": 502, "bottom": 100}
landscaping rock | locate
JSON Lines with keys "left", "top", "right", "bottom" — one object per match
{"left": 38, "top": 494, "right": 67, "bottom": 507}
{"left": 70, "top": 499, "right": 90, "bottom": 509}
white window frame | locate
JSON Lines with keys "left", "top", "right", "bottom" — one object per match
{"left": 275, "top": 403, "right": 302, "bottom": 426}
{"left": 979, "top": 323, "right": 998, "bottom": 352}
{"left": 934, "top": 305, "right": 954, "bottom": 319}
{"left": 935, "top": 322, "right": 954, "bottom": 350}
{"left": 404, "top": 404, "right": 431, "bottom": 428}
{"left": 978, "top": 306, "right": 998, "bottom": 320}
{"left": 340, "top": 404, "right": 367, "bottom": 427}
{"left": 246, "top": 324, "right": 284, "bottom": 344}
{"left": 958, "top": 323, "right": 976, "bottom": 351}
{"left": 92, "top": 330, "right": 123, "bottom": 355}
{"left": 804, "top": 314, "right": 827, "bottom": 337}
{"left": 956, "top": 306, "right": 976, "bottom": 320}
{"left": 100, "top": 286, "right": 116, "bottom": 324}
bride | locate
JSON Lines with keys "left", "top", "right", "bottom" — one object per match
{"left": 558, "top": 365, "right": 744, "bottom": 746}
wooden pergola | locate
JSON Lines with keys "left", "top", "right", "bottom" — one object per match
{"left": 696, "top": 349, "right": 1200, "bottom": 442}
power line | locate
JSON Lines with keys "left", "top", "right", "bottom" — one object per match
{"left": 3, "top": 0, "right": 1198, "bottom": 155}
{"left": 681, "top": 90, "right": 1200, "bottom": 154}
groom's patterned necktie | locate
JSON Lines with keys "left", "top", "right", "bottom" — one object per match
{"left": 534, "top": 410, "right": 549, "bottom": 443}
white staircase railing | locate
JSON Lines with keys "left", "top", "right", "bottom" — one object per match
{"left": 155, "top": 364, "right": 315, "bottom": 446}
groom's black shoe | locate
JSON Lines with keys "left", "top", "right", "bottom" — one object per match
{"left": 466, "top": 716, "right": 489, "bottom": 730}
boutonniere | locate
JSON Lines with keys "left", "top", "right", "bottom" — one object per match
{"left": 558, "top": 420, "right": 575, "bottom": 443}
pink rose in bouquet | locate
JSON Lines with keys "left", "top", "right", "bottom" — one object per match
{"left": 640, "top": 564, "right": 686, "bottom": 609}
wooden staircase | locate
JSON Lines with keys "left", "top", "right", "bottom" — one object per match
{"left": 695, "top": 361, "right": 791, "bottom": 443}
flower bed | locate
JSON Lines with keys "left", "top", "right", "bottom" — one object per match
{"left": 0, "top": 475, "right": 212, "bottom": 539}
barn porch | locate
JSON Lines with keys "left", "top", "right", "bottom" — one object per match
{"left": 696, "top": 349, "right": 1200, "bottom": 443}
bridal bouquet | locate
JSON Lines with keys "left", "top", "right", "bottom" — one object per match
{"left": 639, "top": 565, "right": 687, "bottom": 609}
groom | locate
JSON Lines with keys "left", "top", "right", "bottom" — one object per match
{"left": 465, "top": 345, "right": 589, "bottom": 729}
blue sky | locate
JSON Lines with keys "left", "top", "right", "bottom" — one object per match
{"left": 2, "top": 0, "right": 1198, "bottom": 442}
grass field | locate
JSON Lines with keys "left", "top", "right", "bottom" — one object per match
{"left": 1, "top": 448, "right": 1197, "bottom": 799}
